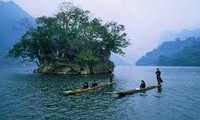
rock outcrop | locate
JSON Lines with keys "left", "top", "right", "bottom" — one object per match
{"left": 34, "top": 61, "right": 114, "bottom": 75}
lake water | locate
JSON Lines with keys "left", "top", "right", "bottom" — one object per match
{"left": 0, "top": 66, "right": 200, "bottom": 120}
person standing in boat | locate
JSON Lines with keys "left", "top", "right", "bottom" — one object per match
{"left": 140, "top": 80, "right": 146, "bottom": 89}
{"left": 155, "top": 68, "right": 163, "bottom": 85}
{"left": 83, "top": 82, "right": 89, "bottom": 89}
{"left": 92, "top": 80, "right": 98, "bottom": 87}
{"left": 108, "top": 69, "right": 113, "bottom": 82}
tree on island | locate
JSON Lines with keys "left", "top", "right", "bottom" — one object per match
{"left": 8, "top": 2, "right": 130, "bottom": 74}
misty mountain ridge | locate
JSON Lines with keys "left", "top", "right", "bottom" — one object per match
{"left": 0, "top": 1, "right": 35, "bottom": 66}
{"left": 136, "top": 36, "right": 200, "bottom": 66}
{"left": 0, "top": 1, "right": 34, "bottom": 45}
{"left": 160, "top": 28, "right": 200, "bottom": 42}
{"left": 110, "top": 53, "right": 130, "bottom": 66}
{"left": 136, "top": 27, "right": 200, "bottom": 66}
{"left": 156, "top": 40, "right": 200, "bottom": 66}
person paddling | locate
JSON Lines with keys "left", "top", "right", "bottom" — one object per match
{"left": 140, "top": 80, "right": 146, "bottom": 89}
{"left": 92, "top": 80, "right": 98, "bottom": 87}
{"left": 155, "top": 68, "right": 163, "bottom": 85}
{"left": 83, "top": 82, "right": 89, "bottom": 89}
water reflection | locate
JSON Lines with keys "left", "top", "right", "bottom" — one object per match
{"left": 1, "top": 66, "right": 200, "bottom": 120}
{"left": 157, "top": 86, "right": 162, "bottom": 93}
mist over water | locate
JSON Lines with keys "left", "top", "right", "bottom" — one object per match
{"left": 0, "top": 66, "right": 200, "bottom": 120}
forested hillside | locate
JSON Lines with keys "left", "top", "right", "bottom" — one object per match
{"left": 156, "top": 41, "right": 200, "bottom": 66}
{"left": 136, "top": 37, "right": 200, "bottom": 66}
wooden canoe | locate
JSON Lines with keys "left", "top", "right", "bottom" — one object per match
{"left": 108, "top": 84, "right": 161, "bottom": 96}
{"left": 63, "top": 82, "right": 115, "bottom": 95}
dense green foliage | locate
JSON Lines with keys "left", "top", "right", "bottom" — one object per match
{"left": 8, "top": 2, "right": 130, "bottom": 66}
{"left": 136, "top": 37, "right": 200, "bottom": 66}
{"left": 157, "top": 41, "right": 200, "bottom": 66}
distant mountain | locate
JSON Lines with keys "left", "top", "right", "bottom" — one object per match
{"left": 156, "top": 40, "right": 200, "bottom": 66}
{"left": 136, "top": 27, "right": 200, "bottom": 66}
{"left": 160, "top": 28, "right": 200, "bottom": 42}
{"left": 136, "top": 37, "right": 200, "bottom": 66}
{"left": 110, "top": 53, "right": 129, "bottom": 66}
{"left": 0, "top": 1, "right": 34, "bottom": 66}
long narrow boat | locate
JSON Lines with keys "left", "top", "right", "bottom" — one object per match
{"left": 108, "top": 84, "right": 161, "bottom": 96}
{"left": 63, "top": 82, "right": 115, "bottom": 95}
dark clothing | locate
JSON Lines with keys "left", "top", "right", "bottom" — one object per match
{"left": 156, "top": 69, "right": 163, "bottom": 85}
{"left": 140, "top": 81, "right": 146, "bottom": 89}
{"left": 156, "top": 70, "right": 161, "bottom": 76}
{"left": 109, "top": 74, "right": 113, "bottom": 82}
{"left": 83, "top": 82, "right": 89, "bottom": 89}
{"left": 92, "top": 82, "right": 98, "bottom": 87}
{"left": 108, "top": 70, "right": 112, "bottom": 75}
{"left": 108, "top": 69, "right": 113, "bottom": 82}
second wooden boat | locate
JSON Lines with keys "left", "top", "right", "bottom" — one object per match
{"left": 108, "top": 84, "right": 161, "bottom": 96}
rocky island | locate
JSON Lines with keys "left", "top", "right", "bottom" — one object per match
{"left": 8, "top": 2, "right": 130, "bottom": 74}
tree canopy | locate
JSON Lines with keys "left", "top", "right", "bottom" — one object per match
{"left": 8, "top": 2, "right": 130, "bottom": 66}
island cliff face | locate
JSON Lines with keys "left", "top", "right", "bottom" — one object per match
{"left": 33, "top": 45, "right": 114, "bottom": 74}
{"left": 34, "top": 61, "right": 114, "bottom": 74}
{"left": 8, "top": 2, "right": 130, "bottom": 74}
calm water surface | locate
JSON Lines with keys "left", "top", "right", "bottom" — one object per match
{"left": 0, "top": 66, "right": 200, "bottom": 120}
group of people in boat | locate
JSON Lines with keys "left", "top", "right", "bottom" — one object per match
{"left": 83, "top": 69, "right": 114, "bottom": 89}
{"left": 83, "top": 80, "right": 98, "bottom": 89}
{"left": 139, "top": 68, "right": 163, "bottom": 89}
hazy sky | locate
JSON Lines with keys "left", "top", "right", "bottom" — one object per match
{"left": 10, "top": 0, "right": 200, "bottom": 64}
